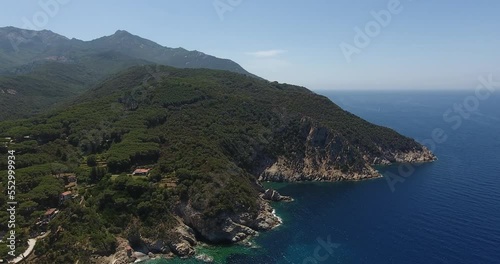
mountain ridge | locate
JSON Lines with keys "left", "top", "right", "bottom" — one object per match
{"left": 0, "top": 26, "right": 254, "bottom": 76}
{"left": 0, "top": 26, "right": 257, "bottom": 120}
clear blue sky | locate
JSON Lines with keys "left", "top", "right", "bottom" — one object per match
{"left": 1, "top": 0, "right": 499, "bottom": 90}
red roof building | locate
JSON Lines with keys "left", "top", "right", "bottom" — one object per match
{"left": 60, "top": 191, "right": 73, "bottom": 203}
{"left": 44, "top": 208, "right": 57, "bottom": 216}
{"left": 132, "top": 168, "right": 151, "bottom": 175}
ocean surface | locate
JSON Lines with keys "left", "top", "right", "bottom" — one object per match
{"left": 147, "top": 91, "right": 500, "bottom": 264}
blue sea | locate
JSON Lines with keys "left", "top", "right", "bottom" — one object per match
{"left": 148, "top": 91, "right": 500, "bottom": 264}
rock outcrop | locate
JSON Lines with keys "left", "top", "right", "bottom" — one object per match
{"left": 176, "top": 198, "right": 282, "bottom": 244}
{"left": 262, "top": 189, "right": 293, "bottom": 202}
{"left": 258, "top": 119, "right": 436, "bottom": 182}
{"left": 195, "top": 253, "right": 214, "bottom": 263}
{"left": 93, "top": 237, "right": 134, "bottom": 264}
{"left": 122, "top": 218, "right": 196, "bottom": 260}
{"left": 370, "top": 147, "right": 436, "bottom": 165}
{"left": 168, "top": 240, "right": 195, "bottom": 257}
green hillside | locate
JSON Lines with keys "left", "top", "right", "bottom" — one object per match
{"left": 0, "top": 27, "right": 258, "bottom": 121}
{"left": 0, "top": 53, "right": 150, "bottom": 120}
{"left": 0, "top": 65, "right": 434, "bottom": 262}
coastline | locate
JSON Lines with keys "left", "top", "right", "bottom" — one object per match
{"left": 271, "top": 209, "right": 283, "bottom": 227}
{"left": 140, "top": 202, "right": 286, "bottom": 264}
{"left": 102, "top": 155, "right": 437, "bottom": 264}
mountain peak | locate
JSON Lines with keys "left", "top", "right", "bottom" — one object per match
{"left": 114, "top": 29, "right": 132, "bottom": 36}
{"left": 106, "top": 30, "right": 144, "bottom": 43}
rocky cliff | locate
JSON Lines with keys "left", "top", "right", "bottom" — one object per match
{"left": 258, "top": 118, "right": 436, "bottom": 182}
{"left": 176, "top": 198, "right": 281, "bottom": 244}
{"left": 93, "top": 197, "right": 282, "bottom": 263}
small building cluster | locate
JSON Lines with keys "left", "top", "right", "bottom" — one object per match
{"left": 35, "top": 208, "right": 59, "bottom": 228}
{"left": 60, "top": 191, "right": 74, "bottom": 203}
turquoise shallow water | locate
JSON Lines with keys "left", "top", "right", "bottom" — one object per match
{"left": 147, "top": 91, "right": 500, "bottom": 264}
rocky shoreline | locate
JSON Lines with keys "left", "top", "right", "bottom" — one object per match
{"left": 259, "top": 145, "right": 436, "bottom": 182}
{"left": 94, "top": 188, "right": 288, "bottom": 264}
{"left": 92, "top": 122, "right": 436, "bottom": 263}
{"left": 93, "top": 146, "right": 435, "bottom": 263}
{"left": 255, "top": 118, "right": 437, "bottom": 183}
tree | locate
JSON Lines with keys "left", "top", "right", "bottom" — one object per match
{"left": 89, "top": 166, "right": 107, "bottom": 183}
{"left": 87, "top": 155, "right": 97, "bottom": 167}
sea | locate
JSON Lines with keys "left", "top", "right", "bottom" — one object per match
{"left": 146, "top": 90, "right": 500, "bottom": 264}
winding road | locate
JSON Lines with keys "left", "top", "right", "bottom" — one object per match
{"left": 9, "top": 232, "right": 50, "bottom": 263}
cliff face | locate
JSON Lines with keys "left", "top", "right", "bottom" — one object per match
{"left": 168, "top": 118, "right": 436, "bottom": 250}
{"left": 176, "top": 198, "right": 281, "bottom": 244}
{"left": 368, "top": 148, "right": 436, "bottom": 165}
{"left": 258, "top": 118, "right": 436, "bottom": 182}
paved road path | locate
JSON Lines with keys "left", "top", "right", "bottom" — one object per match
{"left": 9, "top": 231, "right": 50, "bottom": 263}
{"left": 9, "top": 239, "right": 35, "bottom": 263}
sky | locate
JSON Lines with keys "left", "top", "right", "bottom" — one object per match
{"left": 1, "top": 0, "right": 499, "bottom": 90}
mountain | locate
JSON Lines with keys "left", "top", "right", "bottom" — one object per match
{"left": 0, "top": 53, "right": 151, "bottom": 120}
{"left": 0, "top": 27, "right": 256, "bottom": 120}
{"left": 0, "top": 27, "right": 70, "bottom": 70}
{"left": 88, "top": 30, "right": 253, "bottom": 76}
{"left": 0, "top": 65, "right": 435, "bottom": 262}
{"left": 0, "top": 27, "right": 253, "bottom": 75}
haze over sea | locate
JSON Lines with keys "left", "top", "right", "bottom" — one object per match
{"left": 148, "top": 90, "right": 500, "bottom": 264}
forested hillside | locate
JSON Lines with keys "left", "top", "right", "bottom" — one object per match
{"left": 0, "top": 65, "right": 434, "bottom": 262}
{"left": 0, "top": 27, "right": 256, "bottom": 120}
